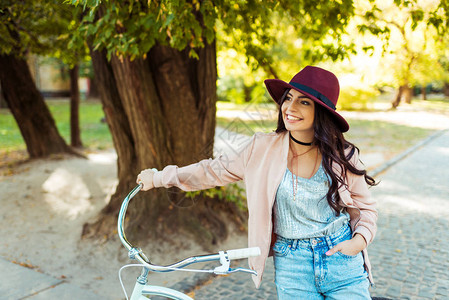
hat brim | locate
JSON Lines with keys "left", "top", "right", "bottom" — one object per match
{"left": 264, "top": 79, "right": 349, "bottom": 132}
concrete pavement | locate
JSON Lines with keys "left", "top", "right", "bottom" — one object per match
{"left": 367, "top": 129, "right": 449, "bottom": 299}
{"left": 0, "top": 257, "right": 106, "bottom": 300}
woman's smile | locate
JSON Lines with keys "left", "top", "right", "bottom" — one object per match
{"left": 285, "top": 114, "right": 302, "bottom": 122}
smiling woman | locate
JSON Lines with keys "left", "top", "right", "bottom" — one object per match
{"left": 262, "top": 66, "right": 378, "bottom": 299}
{"left": 136, "top": 65, "right": 378, "bottom": 298}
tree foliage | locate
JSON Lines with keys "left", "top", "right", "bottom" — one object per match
{"left": 70, "top": 0, "right": 357, "bottom": 68}
{"left": 0, "top": 0, "right": 88, "bottom": 68}
{"left": 64, "top": 0, "right": 363, "bottom": 242}
{"left": 352, "top": 0, "right": 449, "bottom": 107}
{"left": 1, "top": 1, "right": 63, "bottom": 56}
{"left": 70, "top": 0, "right": 358, "bottom": 105}
{"left": 360, "top": 0, "right": 449, "bottom": 37}
{"left": 69, "top": 0, "right": 216, "bottom": 60}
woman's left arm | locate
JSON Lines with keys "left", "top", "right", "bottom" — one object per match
{"left": 327, "top": 153, "right": 377, "bottom": 256}
{"left": 348, "top": 156, "right": 378, "bottom": 247}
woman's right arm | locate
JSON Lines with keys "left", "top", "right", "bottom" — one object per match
{"left": 137, "top": 134, "right": 257, "bottom": 192}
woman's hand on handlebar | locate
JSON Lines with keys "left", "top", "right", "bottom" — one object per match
{"left": 137, "top": 168, "right": 156, "bottom": 191}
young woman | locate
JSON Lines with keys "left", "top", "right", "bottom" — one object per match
{"left": 137, "top": 66, "right": 377, "bottom": 299}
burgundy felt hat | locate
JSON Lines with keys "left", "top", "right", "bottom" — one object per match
{"left": 264, "top": 66, "right": 349, "bottom": 132}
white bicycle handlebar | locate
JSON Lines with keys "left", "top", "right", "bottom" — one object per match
{"left": 117, "top": 183, "right": 259, "bottom": 276}
{"left": 227, "top": 247, "right": 261, "bottom": 260}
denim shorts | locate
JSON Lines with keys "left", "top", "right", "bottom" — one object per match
{"left": 272, "top": 224, "right": 370, "bottom": 300}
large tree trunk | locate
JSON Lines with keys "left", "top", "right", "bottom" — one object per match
{"left": 443, "top": 82, "right": 449, "bottom": 97}
{"left": 404, "top": 85, "right": 412, "bottom": 104}
{"left": 70, "top": 64, "right": 82, "bottom": 148}
{"left": 392, "top": 85, "right": 404, "bottom": 109}
{"left": 87, "top": 76, "right": 99, "bottom": 98}
{"left": 84, "top": 42, "right": 243, "bottom": 247}
{"left": 0, "top": 54, "right": 74, "bottom": 158}
{"left": 0, "top": 83, "right": 7, "bottom": 108}
{"left": 391, "top": 84, "right": 413, "bottom": 108}
{"left": 421, "top": 86, "right": 427, "bottom": 100}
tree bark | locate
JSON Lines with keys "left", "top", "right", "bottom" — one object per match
{"left": 243, "top": 84, "right": 251, "bottom": 102}
{"left": 84, "top": 42, "right": 241, "bottom": 247}
{"left": 392, "top": 85, "right": 404, "bottom": 109}
{"left": 0, "top": 83, "right": 8, "bottom": 108}
{"left": 70, "top": 64, "right": 82, "bottom": 148}
{"left": 0, "top": 54, "right": 74, "bottom": 158}
{"left": 87, "top": 76, "right": 99, "bottom": 98}
{"left": 421, "top": 86, "right": 427, "bottom": 100}
{"left": 443, "top": 82, "right": 449, "bottom": 97}
{"left": 392, "top": 84, "right": 413, "bottom": 108}
{"left": 404, "top": 85, "right": 412, "bottom": 104}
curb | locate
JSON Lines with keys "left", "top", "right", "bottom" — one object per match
{"left": 370, "top": 128, "right": 449, "bottom": 177}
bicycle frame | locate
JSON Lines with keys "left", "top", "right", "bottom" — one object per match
{"left": 118, "top": 184, "right": 260, "bottom": 299}
{"left": 130, "top": 274, "right": 193, "bottom": 300}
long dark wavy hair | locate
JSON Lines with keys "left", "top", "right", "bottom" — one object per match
{"left": 275, "top": 90, "right": 377, "bottom": 214}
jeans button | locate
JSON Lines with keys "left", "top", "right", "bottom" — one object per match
{"left": 311, "top": 239, "right": 317, "bottom": 246}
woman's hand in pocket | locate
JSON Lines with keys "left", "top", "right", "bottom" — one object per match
{"left": 325, "top": 233, "right": 367, "bottom": 257}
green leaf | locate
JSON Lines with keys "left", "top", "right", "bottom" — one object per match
{"left": 163, "top": 13, "right": 175, "bottom": 27}
{"left": 189, "top": 48, "right": 199, "bottom": 59}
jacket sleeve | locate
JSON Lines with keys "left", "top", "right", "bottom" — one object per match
{"left": 347, "top": 152, "right": 378, "bottom": 245}
{"left": 152, "top": 134, "right": 257, "bottom": 191}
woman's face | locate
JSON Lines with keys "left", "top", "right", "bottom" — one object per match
{"left": 281, "top": 89, "right": 315, "bottom": 134}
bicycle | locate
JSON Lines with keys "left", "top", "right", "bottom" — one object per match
{"left": 118, "top": 183, "right": 261, "bottom": 300}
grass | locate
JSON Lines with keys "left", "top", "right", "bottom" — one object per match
{"left": 344, "top": 119, "right": 434, "bottom": 156}
{"left": 216, "top": 101, "right": 277, "bottom": 111}
{"left": 410, "top": 97, "right": 449, "bottom": 114}
{"left": 49, "top": 100, "right": 113, "bottom": 150}
{"left": 216, "top": 95, "right": 448, "bottom": 160}
{"left": 1, "top": 96, "right": 447, "bottom": 163}
{"left": 0, "top": 99, "right": 112, "bottom": 154}
{"left": 0, "top": 109, "right": 25, "bottom": 152}
{"left": 217, "top": 116, "right": 434, "bottom": 157}
{"left": 216, "top": 118, "right": 276, "bottom": 136}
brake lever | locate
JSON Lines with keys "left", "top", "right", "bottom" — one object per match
{"left": 213, "top": 251, "right": 258, "bottom": 276}
{"left": 213, "top": 251, "right": 230, "bottom": 275}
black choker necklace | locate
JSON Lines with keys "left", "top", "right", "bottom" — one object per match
{"left": 289, "top": 132, "right": 313, "bottom": 146}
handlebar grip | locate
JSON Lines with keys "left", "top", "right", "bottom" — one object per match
{"left": 226, "top": 247, "right": 261, "bottom": 260}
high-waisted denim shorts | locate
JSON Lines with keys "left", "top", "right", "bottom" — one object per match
{"left": 272, "top": 223, "right": 370, "bottom": 299}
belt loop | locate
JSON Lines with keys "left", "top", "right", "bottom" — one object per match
{"left": 325, "top": 235, "right": 333, "bottom": 250}
{"left": 292, "top": 239, "right": 298, "bottom": 250}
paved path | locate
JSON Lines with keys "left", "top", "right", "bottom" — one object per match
{"left": 191, "top": 130, "right": 449, "bottom": 300}
{"left": 368, "top": 129, "right": 449, "bottom": 300}
{"left": 0, "top": 257, "right": 106, "bottom": 300}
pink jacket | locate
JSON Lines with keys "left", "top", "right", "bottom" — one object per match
{"left": 153, "top": 131, "right": 377, "bottom": 288}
